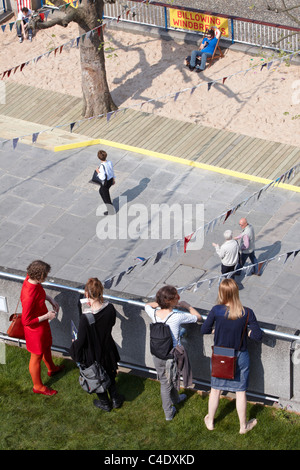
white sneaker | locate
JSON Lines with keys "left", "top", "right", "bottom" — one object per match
{"left": 19, "top": 37, "right": 23, "bottom": 43}
{"left": 29, "top": 35, "right": 32, "bottom": 42}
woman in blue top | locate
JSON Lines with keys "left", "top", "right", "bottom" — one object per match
{"left": 201, "top": 278, "right": 262, "bottom": 434}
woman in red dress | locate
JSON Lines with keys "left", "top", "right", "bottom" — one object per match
{"left": 21, "top": 260, "right": 64, "bottom": 396}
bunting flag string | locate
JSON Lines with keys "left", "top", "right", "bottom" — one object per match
{"left": 0, "top": 0, "right": 153, "bottom": 80}
{"left": 171, "top": 249, "right": 299, "bottom": 296}
{"left": 0, "top": 0, "right": 82, "bottom": 34}
{"left": 2, "top": 46, "right": 299, "bottom": 149}
{"left": 99, "top": 161, "right": 300, "bottom": 291}
{"left": 0, "top": 0, "right": 153, "bottom": 35}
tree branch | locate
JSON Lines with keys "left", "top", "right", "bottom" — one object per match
{"left": 29, "top": 9, "right": 78, "bottom": 31}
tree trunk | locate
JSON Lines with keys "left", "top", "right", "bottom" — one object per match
{"left": 31, "top": 0, "right": 117, "bottom": 118}
{"left": 78, "top": 2, "right": 117, "bottom": 117}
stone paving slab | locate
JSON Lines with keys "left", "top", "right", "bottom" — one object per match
{"left": 0, "top": 138, "right": 299, "bottom": 330}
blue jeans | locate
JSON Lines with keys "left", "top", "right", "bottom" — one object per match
{"left": 190, "top": 50, "right": 212, "bottom": 70}
{"left": 236, "top": 251, "right": 258, "bottom": 275}
{"left": 17, "top": 20, "right": 32, "bottom": 38}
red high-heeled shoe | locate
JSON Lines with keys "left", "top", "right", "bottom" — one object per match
{"left": 33, "top": 387, "right": 58, "bottom": 396}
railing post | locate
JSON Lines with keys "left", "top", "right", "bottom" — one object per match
{"left": 164, "top": 6, "right": 168, "bottom": 32}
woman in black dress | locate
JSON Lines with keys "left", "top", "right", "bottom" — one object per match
{"left": 70, "top": 278, "right": 123, "bottom": 411}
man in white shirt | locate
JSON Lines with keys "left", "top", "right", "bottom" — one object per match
{"left": 16, "top": 7, "right": 33, "bottom": 43}
{"left": 95, "top": 149, "right": 115, "bottom": 215}
{"left": 212, "top": 230, "right": 239, "bottom": 276}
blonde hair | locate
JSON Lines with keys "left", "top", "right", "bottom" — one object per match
{"left": 218, "top": 279, "right": 244, "bottom": 320}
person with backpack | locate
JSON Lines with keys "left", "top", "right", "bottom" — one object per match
{"left": 145, "top": 285, "right": 202, "bottom": 421}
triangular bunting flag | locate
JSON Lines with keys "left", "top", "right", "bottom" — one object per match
{"left": 32, "top": 133, "right": 39, "bottom": 144}
{"left": 126, "top": 265, "right": 135, "bottom": 274}
{"left": 184, "top": 233, "right": 194, "bottom": 253}
{"left": 174, "top": 92, "right": 180, "bottom": 102}
{"left": 70, "top": 122, "right": 76, "bottom": 132}
{"left": 223, "top": 210, "right": 232, "bottom": 223}
{"left": 104, "top": 278, "right": 114, "bottom": 289}
{"left": 222, "top": 77, "right": 227, "bottom": 84}
{"left": 154, "top": 251, "right": 163, "bottom": 264}
{"left": 207, "top": 82, "right": 213, "bottom": 91}
{"left": 284, "top": 252, "right": 293, "bottom": 263}
{"left": 13, "top": 138, "right": 19, "bottom": 149}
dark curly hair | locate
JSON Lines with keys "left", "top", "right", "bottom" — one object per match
{"left": 27, "top": 260, "right": 51, "bottom": 282}
{"left": 156, "top": 285, "right": 179, "bottom": 309}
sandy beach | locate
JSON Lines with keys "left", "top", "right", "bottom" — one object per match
{"left": 1, "top": 21, "right": 300, "bottom": 146}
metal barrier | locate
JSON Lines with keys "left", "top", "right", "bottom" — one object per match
{"left": 0, "top": 270, "right": 299, "bottom": 342}
{"left": 104, "top": 0, "right": 300, "bottom": 52}
{"left": 1, "top": 269, "right": 300, "bottom": 408}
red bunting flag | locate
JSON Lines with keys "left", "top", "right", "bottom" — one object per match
{"left": 184, "top": 233, "right": 194, "bottom": 253}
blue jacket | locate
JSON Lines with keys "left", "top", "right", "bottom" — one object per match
{"left": 201, "top": 304, "right": 262, "bottom": 351}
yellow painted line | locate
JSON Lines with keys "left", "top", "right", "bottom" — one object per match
{"left": 54, "top": 139, "right": 102, "bottom": 151}
{"left": 54, "top": 138, "right": 300, "bottom": 193}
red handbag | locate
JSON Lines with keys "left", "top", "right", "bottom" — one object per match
{"left": 211, "top": 310, "right": 249, "bottom": 380}
{"left": 7, "top": 300, "right": 25, "bottom": 340}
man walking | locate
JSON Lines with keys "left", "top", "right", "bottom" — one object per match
{"left": 212, "top": 230, "right": 239, "bottom": 276}
{"left": 234, "top": 218, "right": 258, "bottom": 275}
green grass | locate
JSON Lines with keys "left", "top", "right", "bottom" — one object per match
{"left": 1, "top": 345, "right": 300, "bottom": 450}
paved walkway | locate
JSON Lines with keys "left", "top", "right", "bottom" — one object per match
{"left": 0, "top": 129, "right": 299, "bottom": 330}
{"left": 0, "top": 82, "right": 299, "bottom": 186}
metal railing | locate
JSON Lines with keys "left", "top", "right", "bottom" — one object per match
{"left": 104, "top": 0, "right": 300, "bottom": 52}
{"left": 0, "top": 270, "right": 299, "bottom": 343}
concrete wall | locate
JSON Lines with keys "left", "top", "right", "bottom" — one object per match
{"left": 1, "top": 266, "right": 300, "bottom": 411}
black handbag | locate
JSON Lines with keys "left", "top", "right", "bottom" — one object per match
{"left": 78, "top": 313, "right": 111, "bottom": 394}
{"left": 92, "top": 170, "right": 100, "bottom": 184}
{"left": 92, "top": 164, "right": 107, "bottom": 186}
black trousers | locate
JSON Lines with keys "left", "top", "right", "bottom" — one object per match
{"left": 99, "top": 178, "right": 114, "bottom": 207}
{"left": 221, "top": 264, "right": 235, "bottom": 277}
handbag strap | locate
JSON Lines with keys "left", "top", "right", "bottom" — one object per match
{"left": 237, "top": 308, "right": 249, "bottom": 351}
{"left": 15, "top": 298, "right": 20, "bottom": 314}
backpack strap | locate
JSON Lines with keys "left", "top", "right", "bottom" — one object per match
{"left": 100, "top": 163, "right": 107, "bottom": 180}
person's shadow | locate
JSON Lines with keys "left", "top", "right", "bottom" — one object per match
{"left": 113, "top": 177, "right": 150, "bottom": 213}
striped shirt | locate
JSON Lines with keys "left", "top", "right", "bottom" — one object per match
{"left": 145, "top": 305, "right": 198, "bottom": 347}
